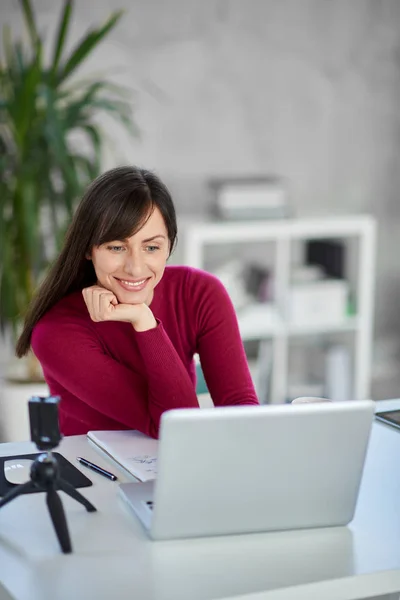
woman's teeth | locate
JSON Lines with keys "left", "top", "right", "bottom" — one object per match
{"left": 121, "top": 279, "right": 146, "bottom": 287}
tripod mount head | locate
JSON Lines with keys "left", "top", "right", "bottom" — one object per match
{"left": 29, "top": 396, "right": 62, "bottom": 452}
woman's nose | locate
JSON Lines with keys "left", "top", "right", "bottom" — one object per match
{"left": 123, "top": 251, "right": 146, "bottom": 276}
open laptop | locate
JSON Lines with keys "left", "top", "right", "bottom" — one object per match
{"left": 118, "top": 400, "right": 374, "bottom": 540}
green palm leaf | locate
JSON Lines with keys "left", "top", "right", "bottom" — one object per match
{"left": 51, "top": 0, "right": 73, "bottom": 74}
{"left": 58, "top": 10, "right": 123, "bottom": 84}
{"left": 20, "top": 0, "right": 39, "bottom": 48}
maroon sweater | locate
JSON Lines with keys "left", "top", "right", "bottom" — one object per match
{"left": 32, "top": 266, "right": 259, "bottom": 438}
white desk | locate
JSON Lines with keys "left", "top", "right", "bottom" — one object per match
{"left": 0, "top": 401, "right": 400, "bottom": 600}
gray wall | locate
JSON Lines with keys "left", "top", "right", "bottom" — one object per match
{"left": 2, "top": 0, "right": 400, "bottom": 395}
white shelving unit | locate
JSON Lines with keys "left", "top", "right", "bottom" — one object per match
{"left": 182, "top": 215, "right": 377, "bottom": 404}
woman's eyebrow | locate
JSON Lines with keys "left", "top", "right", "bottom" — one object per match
{"left": 112, "top": 234, "right": 166, "bottom": 244}
{"left": 142, "top": 235, "right": 166, "bottom": 243}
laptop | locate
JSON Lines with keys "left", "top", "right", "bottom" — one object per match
{"left": 118, "top": 400, "right": 374, "bottom": 540}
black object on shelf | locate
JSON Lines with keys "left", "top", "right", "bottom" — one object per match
{"left": 306, "top": 240, "right": 345, "bottom": 279}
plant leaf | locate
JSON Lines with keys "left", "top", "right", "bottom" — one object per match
{"left": 51, "top": 0, "right": 73, "bottom": 75}
{"left": 86, "top": 97, "right": 136, "bottom": 133}
{"left": 58, "top": 10, "right": 123, "bottom": 84}
{"left": 20, "top": 0, "right": 39, "bottom": 48}
{"left": 63, "top": 81, "right": 108, "bottom": 125}
{"left": 80, "top": 124, "right": 101, "bottom": 172}
{"left": 2, "top": 25, "right": 14, "bottom": 70}
{"left": 15, "top": 53, "right": 41, "bottom": 147}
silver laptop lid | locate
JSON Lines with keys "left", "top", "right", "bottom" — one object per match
{"left": 151, "top": 401, "right": 374, "bottom": 540}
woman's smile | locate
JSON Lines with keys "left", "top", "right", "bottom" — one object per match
{"left": 114, "top": 277, "right": 150, "bottom": 292}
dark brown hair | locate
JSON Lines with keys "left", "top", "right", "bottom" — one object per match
{"left": 16, "top": 165, "right": 177, "bottom": 357}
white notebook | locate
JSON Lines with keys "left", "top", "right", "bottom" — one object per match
{"left": 87, "top": 430, "right": 159, "bottom": 482}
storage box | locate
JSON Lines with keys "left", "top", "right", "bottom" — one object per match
{"left": 210, "top": 177, "right": 289, "bottom": 220}
{"left": 288, "top": 280, "right": 348, "bottom": 325}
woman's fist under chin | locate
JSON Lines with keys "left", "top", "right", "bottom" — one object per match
{"left": 82, "top": 285, "right": 157, "bottom": 331}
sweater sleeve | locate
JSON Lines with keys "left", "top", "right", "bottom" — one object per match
{"left": 31, "top": 317, "right": 199, "bottom": 439}
{"left": 190, "top": 270, "right": 259, "bottom": 407}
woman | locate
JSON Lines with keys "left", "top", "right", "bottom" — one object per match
{"left": 16, "top": 166, "right": 259, "bottom": 438}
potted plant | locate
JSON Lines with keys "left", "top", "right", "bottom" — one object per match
{"left": 0, "top": 0, "right": 136, "bottom": 381}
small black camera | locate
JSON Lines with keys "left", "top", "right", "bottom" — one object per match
{"left": 29, "top": 396, "right": 62, "bottom": 451}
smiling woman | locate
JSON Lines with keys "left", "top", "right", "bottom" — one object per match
{"left": 15, "top": 166, "right": 259, "bottom": 438}
{"left": 88, "top": 209, "right": 169, "bottom": 311}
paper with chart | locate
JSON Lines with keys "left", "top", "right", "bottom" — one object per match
{"left": 87, "top": 430, "right": 159, "bottom": 482}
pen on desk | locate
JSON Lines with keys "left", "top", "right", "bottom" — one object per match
{"left": 77, "top": 457, "right": 118, "bottom": 481}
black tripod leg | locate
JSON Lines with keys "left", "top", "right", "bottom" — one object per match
{"left": 0, "top": 480, "right": 36, "bottom": 509}
{"left": 47, "top": 489, "right": 72, "bottom": 554}
{"left": 56, "top": 479, "right": 97, "bottom": 512}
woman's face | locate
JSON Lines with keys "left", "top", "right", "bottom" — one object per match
{"left": 89, "top": 207, "right": 170, "bottom": 306}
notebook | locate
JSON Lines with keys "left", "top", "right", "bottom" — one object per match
{"left": 87, "top": 430, "right": 159, "bottom": 482}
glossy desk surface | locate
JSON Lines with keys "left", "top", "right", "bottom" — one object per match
{"left": 0, "top": 400, "right": 400, "bottom": 600}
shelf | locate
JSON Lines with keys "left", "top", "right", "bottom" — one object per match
{"left": 237, "top": 303, "right": 359, "bottom": 340}
{"left": 183, "top": 215, "right": 375, "bottom": 245}
{"left": 287, "top": 316, "right": 359, "bottom": 336}
{"left": 183, "top": 214, "right": 376, "bottom": 402}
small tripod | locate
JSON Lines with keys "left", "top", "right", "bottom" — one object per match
{"left": 0, "top": 451, "right": 96, "bottom": 553}
{"left": 0, "top": 395, "right": 97, "bottom": 554}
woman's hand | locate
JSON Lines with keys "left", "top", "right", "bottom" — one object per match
{"left": 82, "top": 285, "right": 157, "bottom": 331}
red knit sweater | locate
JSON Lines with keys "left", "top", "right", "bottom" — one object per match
{"left": 31, "top": 266, "right": 259, "bottom": 437}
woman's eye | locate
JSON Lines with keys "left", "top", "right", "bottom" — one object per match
{"left": 107, "top": 245, "right": 125, "bottom": 252}
{"left": 146, "top": 245, "right": 160, "bottom": 253}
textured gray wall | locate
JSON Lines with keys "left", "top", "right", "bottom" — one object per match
{"left": 2, "top": 0, "right": 400, "bottom": 395}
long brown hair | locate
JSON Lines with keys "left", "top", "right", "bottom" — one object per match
{"left": 16, "top": 166, "right": 177, "bottom": 357}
